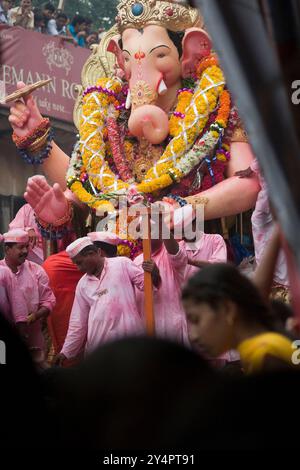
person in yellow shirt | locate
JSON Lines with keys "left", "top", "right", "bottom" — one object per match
{"left": 182, "top": 263, "right": 297, "bottom": 374}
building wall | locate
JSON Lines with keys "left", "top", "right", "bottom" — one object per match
{"left": 0, "top": 132, "right": 38, "bottom": 197}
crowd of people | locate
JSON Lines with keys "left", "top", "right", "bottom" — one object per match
{"left": 0, "top": 0, "right": 105, "bottom": 48}
{"left": 1, "top": 201, "right": 300, "bottom": 450}
{"left": 0, "top": 192, "right": 299, "bottom": 374}
{"left": 1, "top": 126, "right": 300, "bottom": 453}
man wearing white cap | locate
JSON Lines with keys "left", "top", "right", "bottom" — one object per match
{"left": 87, "top": 231, "right": 122, "bottom": 258}
{"left": 56, "top": 236, "right": 160, "bottom": 364}
{"left": 9, "top": 203, "right": 44, "bottom": 265}
{"left": 43, "top": 231, "right": 121, "bottom": 361}
{"left": 0, "top": 229, "right": 56, "bottom": 357}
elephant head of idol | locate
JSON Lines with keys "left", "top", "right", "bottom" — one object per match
{"left": 107, "top": 0, "right": 212, "bottom": 144}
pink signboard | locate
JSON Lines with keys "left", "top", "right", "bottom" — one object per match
{"left": 0, "top": 26, "right": 90, "bottom": 123}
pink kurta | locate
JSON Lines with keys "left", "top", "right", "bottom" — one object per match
{"left": 61, "top": 257, "right": 145, "bottom": 359}
{"left": 0, "top": 266, "right": 27, "bottom": 323}
{"left": 9, "top": 203, "right": 44, "bottom": 265}
{"left": 250, "top": 159, "right": 289, "bottom": 286}
{"left": 0, "top": 259, "right": 56, "bottom": 351}
{"left": 180, "top": 233, "right": 227, "bottom": 283}
{"left": 134, "top": 244, "right": 189, "bottom": 344}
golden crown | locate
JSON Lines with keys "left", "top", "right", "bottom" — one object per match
{"left": 116, "top": 0, "right": 203, "bottom": 33}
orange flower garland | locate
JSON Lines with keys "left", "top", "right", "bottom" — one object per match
{"left": 67, "top": 55, "right": 231, "bottom": 210}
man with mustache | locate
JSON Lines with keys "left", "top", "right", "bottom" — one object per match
{"left": 0, "top": 229, "right": 55, "bottom": 363}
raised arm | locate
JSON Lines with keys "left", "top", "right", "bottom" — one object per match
{"left": 163, "top": 231, "right": 179, "bottom": 256}
{"left": 253, "top": 224, "right": 281, "bottom": 300}
{"left": 187, "top": 259, "right": 212, "bottom": 269}
{"left": 8, "top": 82, "right": 70, "bottom": 189}
{"left": 58, "top": 283, "right": 89, "bottom": 364}
{"left": 187, "top": 142, "right": 261, "bottom": 220}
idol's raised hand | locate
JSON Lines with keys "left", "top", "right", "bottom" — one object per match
{"left": 24, "top": 175, "right": 69, "bottom": 224}
{"left": 8, "top": 81, "right": 43, "bottom": 138}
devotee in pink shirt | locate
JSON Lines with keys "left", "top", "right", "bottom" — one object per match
{"left": 0, "top": 229, "right": 56, "bottom": 355}
{"left": 169, "top": 204, "right": 227, "bottom": 282}
{"left": 0, "top": 265, "right": 27, "bottom": 323}
{"left": 236, "top": 158, "right": 289, "bottom": 287}
{"left": 134, "top": 223, "right": 189, "bottom": 345}
{"left": 180, "top": 233, "right": 227, "bottom": 283}
{"left": 56, "top": 237, "right": 160, "bottom": 365}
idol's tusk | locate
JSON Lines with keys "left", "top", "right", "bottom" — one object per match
{"left": 125, "top": 89, "right": 131, "bottom": 109}
{"left": 158, "top": 79, "right": 168, "bottom": 96}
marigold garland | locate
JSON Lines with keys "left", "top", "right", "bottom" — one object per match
{"left": 169, "top": 90, "right": 193, "bottom": 137}
{"left": 173, "top": 89, "right": 231, "bottom": 178}
{"left": 67, "top": 56, "right": 231, "bottom": 210}
{"left": 196, "top": 54, "right": 219, "bottom": 76}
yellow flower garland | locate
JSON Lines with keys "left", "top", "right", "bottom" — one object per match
{"left": 69, "top": 63, "right": 225, "bottom": 209}
{"left": 169, "top": 90, "right": 194, "bottom": 137}
{"left": 139, "top": 65, "right": 225, "bottom": 191}
{"left": 71, "top": 181, "right": 116, "bottom": 213}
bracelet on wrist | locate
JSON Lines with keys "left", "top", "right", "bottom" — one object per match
{"left": 12, "top": 118, "right": 50, "bottom": 149}
{"left": 166, "top": 194, "right": 188, "bottom": 207}
{"left": 17, "top": 128, "right": 54, "bottom": 165}
{"left": 35, "top": 201, "right": 73, "bottom": 239}
{"left": 36, "top": 200, "right": 73, "bottom": 229}
{"left": 36, "top": 222, "right": 70, "bottom": 240}
{"left": 185, "top": 195, "right": 209, "bottom": 206}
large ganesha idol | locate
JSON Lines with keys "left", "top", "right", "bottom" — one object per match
{"left": 9, "top": 0, "right": 260, "bottom": 255}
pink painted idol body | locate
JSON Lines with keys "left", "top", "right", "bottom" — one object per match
{"left": 7, "top": 1, "right": 260, "bottom": 251}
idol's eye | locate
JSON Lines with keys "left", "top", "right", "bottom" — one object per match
{"left": 157, "top": 52, "right": 166, "bottom": 59}
{"left": 123, "top": 53, "right": 131, "bottom": 63}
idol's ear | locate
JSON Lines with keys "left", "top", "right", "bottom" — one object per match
{"left": 107, "top": 36, "right": 125, "bottom": 72}
{"left": 181, "top": 28, "right": 212, "bottom": 78}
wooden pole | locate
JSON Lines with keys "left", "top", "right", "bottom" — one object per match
{"left": 142, "top": 207, "right": 155, "bottom": 336}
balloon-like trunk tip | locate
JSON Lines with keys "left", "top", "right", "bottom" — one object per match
{"left": 128, "top": 105, "right": 170, "bottom": 145}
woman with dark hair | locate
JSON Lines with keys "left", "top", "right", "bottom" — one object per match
{"left": 182, "top": 263, "right": 297, "bottom": 374}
